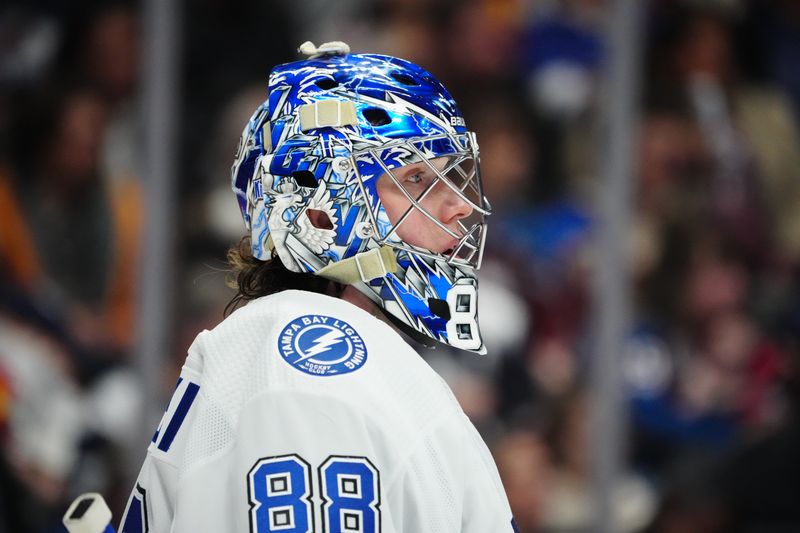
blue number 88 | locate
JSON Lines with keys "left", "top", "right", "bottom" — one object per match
{"left": 248, "top": 455, "right": 380, "bottom": 533}
{"left": 248, "top": 455, "right": 314, "bottom": 533}
{"left": 320, "top": 456, "right": 380, "bottom": 533}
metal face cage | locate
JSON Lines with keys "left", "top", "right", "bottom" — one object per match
{"left": 352, "top": 132, "right": 490, "bottom": 269}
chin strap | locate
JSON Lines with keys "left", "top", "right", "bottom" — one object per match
{"left": 379, "top": 308, "right": 439, "bottom": 350}
{"left": 262, "top": 236, "right": 397, "bottom": 283}
{"left": 315, "top": 246, "right": 398, "bottom": 284}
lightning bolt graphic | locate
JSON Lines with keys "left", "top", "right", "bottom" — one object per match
{"left": 295, "top": 329, "right": 346, "bottom": 363}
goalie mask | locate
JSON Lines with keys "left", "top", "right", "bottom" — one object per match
{"left": 231, "top": 42, "right": 491, "bottom": 354}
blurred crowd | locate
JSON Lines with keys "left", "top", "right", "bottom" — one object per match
{"left": 1, "top": 0, "right": 799, "bottom": 531}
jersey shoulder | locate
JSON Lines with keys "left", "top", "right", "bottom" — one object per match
{"left": 199, "top": 289, "right": 391, "bottom": 376}
{"left": 195, "top": 289, "right": 462, "bottom": 432}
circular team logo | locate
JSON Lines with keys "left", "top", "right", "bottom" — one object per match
{"left": 278, "top": 315, "right": 368, "bottom": 376}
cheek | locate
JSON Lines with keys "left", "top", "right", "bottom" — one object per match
{"left": 395, "top": 210, "right": 452, "bottom": 251}
{"left": 393, "top": 210, "right": 425, "bottom": 244}
{"left": 380, "top": 193, "right": 408, "bottom": 226}
{"left": 378, "top": 183, "right": 450, "bottom": 251}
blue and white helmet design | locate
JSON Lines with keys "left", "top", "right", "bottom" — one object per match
{"left": 231, "top": 42, "right": 491, "bottom": 354}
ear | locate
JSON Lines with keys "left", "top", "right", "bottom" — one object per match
{"left": 306, "top": 208, "right": 334, "bottom": 230}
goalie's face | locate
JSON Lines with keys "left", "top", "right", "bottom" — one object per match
{"left": 376, "top": 157, "right": 475, "bottom": 256}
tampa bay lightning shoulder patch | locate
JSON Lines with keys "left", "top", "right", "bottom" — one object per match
{"left": 277, "top": 315, "right": 367, "bottom": 376}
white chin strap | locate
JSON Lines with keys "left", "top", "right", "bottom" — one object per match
{"left": 315, "top": 246, "right": 399, "bottom": 284}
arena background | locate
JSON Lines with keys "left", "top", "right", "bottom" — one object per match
{"left": 1, "top": 0, "right": 799, "bottom": 531}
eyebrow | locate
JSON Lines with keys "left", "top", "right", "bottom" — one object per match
{"left": 396, "top": 163, "right": 428, "bottom": 177}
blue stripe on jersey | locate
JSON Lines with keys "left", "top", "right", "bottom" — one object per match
{"left": 156, "top": 382, "right": 200, "bottom": 452}
{"left": 121, "top": 485, "right": 147, "bottom": 533}
{"left": 151, "top": 378, "right": 184, "bottom": 444}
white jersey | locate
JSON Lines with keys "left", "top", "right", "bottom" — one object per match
{"left": 120, "top": 290, "right": 515, "bottom": 533}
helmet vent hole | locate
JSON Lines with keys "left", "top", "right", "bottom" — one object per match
{"left": 291, "top": 170, "right": 317, "bottom": 188}
{"left": 428, "top": 298, "right": 451, "bottom": 321}
{"left": 306, "top": 209, "right": 334, "bottom": 230}
{"left": 363, "top": 108, "right": 391, "bottom": 126}
{"left": 315, "top": 78, "right": 339, "bottom": 90}
{"left": 390, "top": 71, "right": 418, "bottom": 86}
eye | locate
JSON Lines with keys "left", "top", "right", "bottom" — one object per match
{"left": 402, "top": 166, "right": 435, "bottom": 187}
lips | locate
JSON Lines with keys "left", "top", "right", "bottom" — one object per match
{"left": 443, "top": 238, "right": 460, "bottom": 256}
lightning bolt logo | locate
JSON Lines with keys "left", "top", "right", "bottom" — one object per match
{"left": 278, "top": 315, "right": 367, "bottom": 376}
{"left": 295, "top": 328, "right": 346, "bottom": 363}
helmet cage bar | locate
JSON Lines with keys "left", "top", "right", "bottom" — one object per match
{"left": 450, "top": 222, "right": 481, "bottom": 264}
{"left": 376, "top": 220, "right": 488, "bottom": 269}
{"left": 405, "top": 138, "right": 490, "bottom": 217}
{"left": 356, "top": 133, "right": 489, "bottom": 215}
{"left": 449, "top": 154, "right": 485, "bottom": 205}
{"left": 373, "top": 156, "right": 449, "bottom": 238}
{"left": 374, "top": 160, "right": 485, "bottom": 268}
{"left": 351, "top": 133, "right": 489, "bottom": 269}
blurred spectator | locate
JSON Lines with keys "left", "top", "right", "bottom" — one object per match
{"left": 494, "top": 429, "right": 554, "bottom": 533}
{"left": 716, "top": 303, "right": 800, "bottom": 531}
{"left": 544, "top": 391, "right": 657, "bottom": 533}
{"left": 522, "top": 1, "right": 602, "bottom": 122}
{"left": 371, "top": 1, "right": 443, "bottom": 73}
{"left": 644, "top": 454, "right": 732, "bottom": 533}
{"left": 0, "top": 310, "right": 83, "bottom": 531}
{"left": 629, "top": 222, "right": 789, "bottom": 488}
{"left": 76, "top": 3, "right": 143, "bottom": 202}
{"left": 442, "top": 0, "right": 524, "bottom": 88}
{"left": 1, "top": 86, "right": 137, "bottom": 356}
{"left": 635, "top": 107, "right": 709, "bottom": 225}
{"left": 649, "top": 2, "right": 800, "bottom": 262}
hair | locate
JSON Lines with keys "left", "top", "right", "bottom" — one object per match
{"left": 224, "top": 236, "right": 343, "bottom": 316}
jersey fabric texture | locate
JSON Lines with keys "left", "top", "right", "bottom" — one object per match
{"left": 120, "top": 290, "right": 514, "bottom": 533}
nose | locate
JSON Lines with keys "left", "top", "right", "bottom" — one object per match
{"left": 437, "top": 183, "right": 473, "bottom": 227}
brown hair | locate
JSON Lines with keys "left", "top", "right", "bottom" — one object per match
{"left": 224, "top": 236, "right": 342, "bottom": 316}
